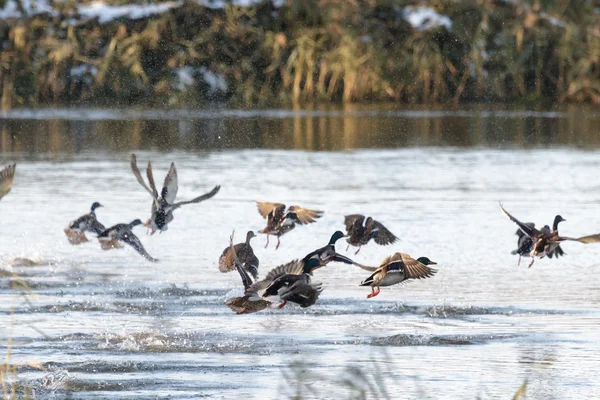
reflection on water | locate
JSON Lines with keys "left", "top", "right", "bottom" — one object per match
{"left": 1, "top": 105, "right": 599, "bottom": 154}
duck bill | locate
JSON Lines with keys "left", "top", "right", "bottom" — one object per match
{"left": 429, "top": 261, "right": 438, "bottom": 265}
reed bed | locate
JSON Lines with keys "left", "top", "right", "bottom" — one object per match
{"left": 0, "top": 0, "right": 598, "bottom": 109}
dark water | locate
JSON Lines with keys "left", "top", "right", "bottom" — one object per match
{"left": 1, "top": 105, "right": 599, "bottom": 154}
{"left": 1, "top": 105, "right": 600, "bottom": 399}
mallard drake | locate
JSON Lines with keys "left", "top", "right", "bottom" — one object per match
{"left": 344, "top": 214, "right": 398, "bottom": 254}
{"left": 255, "top": 201, "right": 323, "bottom": 249}
{"left": 224, "top": 231, "right": 270, "bottom": 314}
{"left": 246, "top": 257, "right": 323, "bottom": 309}
{"left": 218, "top": 230, "right": 259, "bottom": 279}
{"left": 97, "top": 219, "right": 158, "bottom": 262}
{"left": 512, "top": 220, "right": 565, "bottom": 266}
{"left": 302, "top": 231, "right": 360, "bottom": 270}
{"left": 360, "top": 253, "right": 437, "bottom": 298}
{"left": 64, "top": 202, "right": 106, "bottom": 245}
{"left": 130, "top": 154, "right": 220, "bottom": 235}
{"left": 500, "top": 204, "right": 600, "bottom": 268}
{"left": 0, "top": 163, "right": 16, "bottom": 201}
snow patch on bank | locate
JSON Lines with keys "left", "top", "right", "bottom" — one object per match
{"left": 403, "top": 7, "right": 452, "bottom": 31}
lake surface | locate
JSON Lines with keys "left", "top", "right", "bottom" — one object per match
{"left": 1, "top": 105, "right": 600, "bottom": 399}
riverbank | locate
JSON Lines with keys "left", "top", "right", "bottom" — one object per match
{"left": 1, "top": 0, "right": 599, "bottom": 109}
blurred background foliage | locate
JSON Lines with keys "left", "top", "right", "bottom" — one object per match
{"left": 0, "top": 0, "right": 599, "bottom": 109}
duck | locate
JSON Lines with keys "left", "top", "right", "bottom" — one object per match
{"left": 500, "top": 203, "right": 600, "bottom": 268}
{"left": 302, "top": 230, "right": 361, "bottom": 271}
{"left": 97, "top": 219, "right": 158, "bottom": 262}
{"left": 512, "top": 220, "right": 565, "bottom": 266}
{"left": 218, "top": 230, "right": 259, "bottom": 279}
{"left": 0, "top": 163, "right": 16, "bottom": 201}
{"left": 130, "top": 154, "right": 220, "bottom": 235}
{"left": 360, "top": 253, "right": 438, "bottom": 298}
{"left": 64, "top": 202, "right": 107, "bottom": 245}
{"left": 246, "top": 257, "right": 323, "bottom": 309}
{"left": 255, "top": 201, "right": 323, "bottom": 249}
{"left": 224, "top": 231, "right": 271, "bottom": 314}
{"left": 344, "top": 214, "right": 398, "bottom": 254}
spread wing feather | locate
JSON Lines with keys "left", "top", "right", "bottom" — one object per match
{"left": 287, "top": 206, "right": 323, "bottom": 224}
{"left": 398, "top": 253, "right": 437, "bottom": 279}
{"left": 0, "top": 163, "right": 16, "bottom": 200}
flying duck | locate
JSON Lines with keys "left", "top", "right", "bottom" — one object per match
{"left": 64, "top": 202, "right": 106, "bottom": 245}
{"left": 219, "top": 230, "right": 259, "bottom": 279}
{"left": 0, "top": 163, "right": 16, "bottom": 201}
{"left": 344, "top": 214, "right": 398, "bottom": 254}
{"left": 130, "top": 154, "right": 220, "bottom": 235}
{"left": 255, "top": 201, "right": 323, "bottom": 249}
{"left": 97, "top": 219, "right": 158, "bottom": 262}
{"left": 360, "top": 253, "right": 437, "bottom": 298}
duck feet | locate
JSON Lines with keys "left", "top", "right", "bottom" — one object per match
{"left": 517, "top": 255, "right": 521, "bottom": 266}
{"left": 346, "top": 244, "right": 350, "bottom": 252}
{"left": 367, "top": 287, "right": 380, "bottom": 299}
{"left": 528, "top": 258, "right": 535, "bottom": 268}
{"left": 275, "top": 237, "right": 281, "bottom": 250}
{"left": 264, "top": 235, "right": 269, "bottom": 249}
{"left": 354, "top": 246, "right": 361, "bottom": 255}
{"left": 277, "top": 300, "right": 287, "bottom": 309}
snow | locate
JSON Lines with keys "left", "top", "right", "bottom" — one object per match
{"left": 403, "top": 6, "right": 452, "bottom": 31}
{"left": 175, "top": 67, "right": 196, "bottom": 91}
{"left": 200, "top": 67, "right": 227, "bottom": 93}
{"left": 0, "top": 0, "right": 55, "bottom": 18}
{"left": 78, "top": 1, "right": 182, "bottom": 24}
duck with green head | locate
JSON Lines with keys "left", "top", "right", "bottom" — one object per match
{"left": 64, "top": 202, "right": 106, "bottom": 245}
{"left": 360, "top": 253, "right": 438, "bottom": 298}
{"left": 97, "top": 219, "right": 158, "bottom": 262}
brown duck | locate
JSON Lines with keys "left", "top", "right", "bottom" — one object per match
{"left": 344, "top": 214, "right": 398, "bottom": 254}
{"left": 256, "top": 201, "right": 323, "bottom": 249}
{"left": 224, "top": 232, "right": 271, "bottom": 315}
{"left": 0, "top": 163, "right": 16, "bottom": 201}
{"left": 218, "top": 230, "right": 259, "bottom": 279}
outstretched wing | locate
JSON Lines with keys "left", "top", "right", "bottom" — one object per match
{"left": 344, "top": 214, "right": 365, "bottom": 232}
{"left": 500, "top": 203, "right": 541, "bottom": 239}
{"left": 161, "top": 162, "right": 178, "bottom": 205}
{"left": 287, "top": 206, "right": 323, "bottom": 224}
{"left": 0, "top": 163, "right": 16, "bottom": 200}
{"left": 398, "top": 253, "right": 437, "bottom": 279}
{"left": 146, "top": 162, "right": 160, "bottom": 199}
{"left": 170, "top": 185, "right": 220, "bottom": 210}
{"left": 370, "top": 220, "right": 398, "bottom": 245}
{"left": 562, "top": 234, "right": 600, "bottom": 244}
{"left": 130, "top": 154, "right": 158, "bottom": 200}
{"left": 121, "top": 231, "right": 158, "bottom": 262}
{"left": 256, "top": 201, "right": 285, "bottom": 220}
{"left": 228, "top": 231, "right": 254, "bottom": 289}
{"left": 246, "top": 259, "right": 304, "bottom": 298}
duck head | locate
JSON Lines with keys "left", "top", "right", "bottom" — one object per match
{"left": 303, "top": 257, "right": 321, "bottom": 274}
{"left": 246, "top": 230, "right": 256, "bottom": 243}
{"left": 553, "top": 215, "right": 566, "bottom": 231}
{"left": 328, "top": 230, "right": 347, "bottom": 245}
{"left": 91, "top": 202, "right": 103, "bottom": 211}
{"left": 416, "top": 257, "right": 437, "bottom": 266}
{"left": 129, "top": 219, "right": 143, "bottom": 228}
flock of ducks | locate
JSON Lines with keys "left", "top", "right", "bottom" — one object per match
{"left": 2, "top": 159, "right": 600, "bottom": 315}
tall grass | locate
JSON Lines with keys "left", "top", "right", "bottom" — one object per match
{"left": 0, "top": 0, "right": 599, "bottom": 109}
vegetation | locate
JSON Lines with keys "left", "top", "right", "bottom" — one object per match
{"left": 0, "top": 0, "right": 599, "bottom": 109}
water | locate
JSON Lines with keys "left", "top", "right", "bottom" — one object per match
{"left": 1, "top": 105, "right": 600, "bottom": 399}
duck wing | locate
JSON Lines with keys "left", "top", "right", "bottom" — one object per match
{"left": 146, "top": 162, "right": 160, "bottom": 199}
{"left": 0, "top": 163, "right": 16, "bottom": 200}
{"left": 256, "top": 202, "right": 286, "bottom": 220}
{"left": 121, "top": 230, "right": 158, "bottom": 262}
{"left": 561, "top": 234, "right": 600, "bottom": 243}
{"left": 131, "top": 154, "right": 158, "bottom": 200}
{"left": 161, "top": 162, "right": 178, "bottom": 205}
{"left": 369, "top": 219, "right": 398, "bottom": 245}
{"left": 279, "top": 280, "right": 323, "bottom": 308}
{"left": 246, "top": 259, "right": 304, "bottom": 299}
{"left": 89, "top": 219, "right": 106, "bottom": 235}
{"left": 169, "top": 185, "right": 220, "bottom": 210}
{"left": 500, "top": 204, "right": 542, "bottom": 239}
{"left": 287, "top": 206, "right": 323, "bottom": 224}
{"left": 398, "top": 253, "right": 438, "bottom": 279}
{"left": 344, "top": 214, "right": 365, "bottom": 232}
